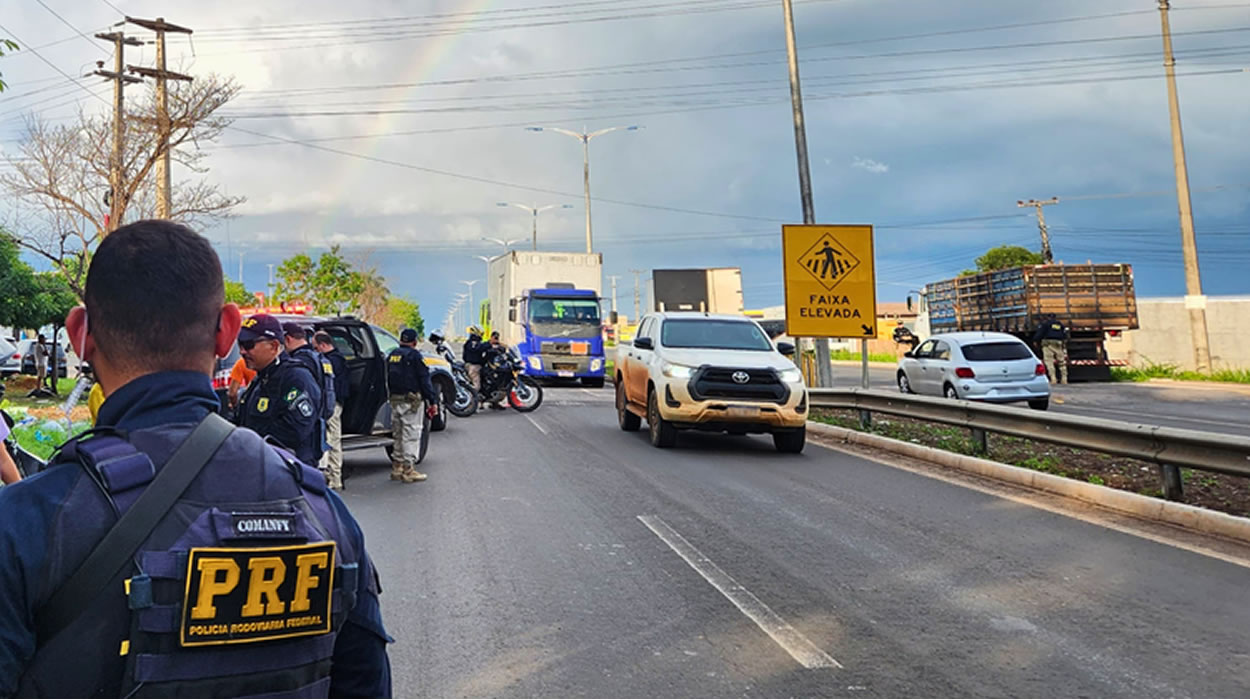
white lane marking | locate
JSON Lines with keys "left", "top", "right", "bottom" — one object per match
{"left": 524, "top": 414, "right": 549, "bottom": 435}
{"left": 637, "top": 514, "right": 842, "bottom": 670}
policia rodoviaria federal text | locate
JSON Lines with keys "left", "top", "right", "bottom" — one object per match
{"left": 0, "top": 221, "right": 392, "bottom": 697}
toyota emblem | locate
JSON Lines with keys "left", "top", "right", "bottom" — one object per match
{"left": 732, "top": 371, "right": 750, "bottom": 384}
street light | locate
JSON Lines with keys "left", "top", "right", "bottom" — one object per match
{"left": 496, "top": 202, "right": 574, "bottom": 250}
{"left": 526, "top": 124, "right": 641, "bottom": 254}
{"left": 460, "top": 280, "right": 479, "bottom": 332}
{"left": 481, "top": 236, "right": 525, "bottom": 251}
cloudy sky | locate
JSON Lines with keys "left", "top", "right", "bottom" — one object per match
{"left": 2, "top": 0, "right": 1248, "bottom": 327}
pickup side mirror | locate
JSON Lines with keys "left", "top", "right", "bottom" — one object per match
{"left": 903, "top": 351, "right": 914, "bottom": 359}
{"left": 776, "top": 341, "right": 796, "bottom": 356}
{"left": 508, "top": 309, "right": 516, "bottom": 322}
{"left": 634, "top": 337, "right": 654, "bottom": 351}
{"left": 509, "top": 298, "right": 517, "bottom": 307}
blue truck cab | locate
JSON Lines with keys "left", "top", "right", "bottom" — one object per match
{"left": 511, "top": 286, "right": 606, "bottom": 388}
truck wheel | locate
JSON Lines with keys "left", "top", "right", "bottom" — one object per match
{"left": 617, "top": 381, "right": 640, "bottom": 431}
{"left": 774, "top": 427, "right": 806, "bottom": 454}
{"left": 1028, "top": 398, "right": 1049, "bottom": 411}
{"left": 647, "top": 389, "right": 677, "bottom": 448}
{"left": 582, "top": 377, "right": 605, "bottom": 389}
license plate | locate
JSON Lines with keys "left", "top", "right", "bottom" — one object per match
{"left": 728, "top": 406, "right": 759, "bottom": 418}
{"left": 571, "top": 342, "right": 589, "bottom": 355}
{"left": 557, "top": 370, "right": 574, "bottom": 377}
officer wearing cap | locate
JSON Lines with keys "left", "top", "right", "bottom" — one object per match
{"left": 387, "top": 328, "right": 439, "bottom": 483}
{"left": 237, "top": 314, "right": 324, "bottom": 465}
{"left": 283, "top": 322, "right": 336, "bottom": 467}
{"left": 0, "top": 220, "right": 391, "bottom": 697}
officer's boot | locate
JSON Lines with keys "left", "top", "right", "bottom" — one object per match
{"left": 400, "top": 464, "right": 427, "bottom": 483}
{"left": 390, "top": 462, "right": 405, "bottom": 481}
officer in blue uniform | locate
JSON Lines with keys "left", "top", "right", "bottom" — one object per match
{"left": 237, "top": 314, "right": 324, "bottom": 466}
{"left": 0, "top": 220, "right": 392, "bottom": 697}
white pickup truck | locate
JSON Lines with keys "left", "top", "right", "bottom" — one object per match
{"left": 614, "top": 312, "right": 808, "bottom": 453}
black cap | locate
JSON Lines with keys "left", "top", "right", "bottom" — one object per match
{"left": 238, "top": 314, "right": 284, "bottom": 343}
{"left": 281, "top": 322, "right": 307, "bottom": 340}
{"left": 400, "top": 328, "right": 418, "bottom": 343}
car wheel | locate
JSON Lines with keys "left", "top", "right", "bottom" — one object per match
{"left": 774, "top": 426, "right": 806, "bottom": 454}
{"left": 897, "top": 371, "right": 914, "bottom": 394}
{"left": 943, "top": 383, "right": 959, "bottom": 400}
{"left": 1028, "top": 398, "right": 1049, "bottom": 411}
{"left": 617, "top": 381, "right": 641, "bottom": 431}
{"left": 647, "top": 388, "right": 677, "bottom": 448}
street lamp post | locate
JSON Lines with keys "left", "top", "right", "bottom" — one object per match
{"left": 497, "top": 202, "right": 573, "bottom": 250}
{"left": 460, "top": 280, "right": 479, "bottom": 332}
{"left": 526, "top": 125, "right": 640, "bottom": 254}
{"left": 481, "top": 236, "right": 525, "bottom": 251}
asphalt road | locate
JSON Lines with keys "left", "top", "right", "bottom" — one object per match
{"left": 834, "top": 363, "right": 1250, "bottom": 437}
{"left": 342, "top": 387, "right": 1250, "bottom": 698}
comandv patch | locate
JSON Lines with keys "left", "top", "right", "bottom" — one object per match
{"left": 180, "top": 542, "right": 336, "bottom": 647}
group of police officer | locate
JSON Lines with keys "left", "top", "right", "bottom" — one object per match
{"left": 233, "top": 312, "right": 439, "bottom": 489}
{"left": 0, "top": 221, "right": 395, "bottom": 696}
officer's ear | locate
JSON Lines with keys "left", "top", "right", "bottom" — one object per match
{"left": 216, "top": 303, "right": 243, "bottom": 359}
{"left": 66, "top": 306, "right": 94, "bottom": 362}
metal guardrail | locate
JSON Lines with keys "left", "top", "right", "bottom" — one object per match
{"left": 808, "top": 388, "right": 1250, "bottom": 501}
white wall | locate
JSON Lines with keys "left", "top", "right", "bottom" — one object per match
{"left": 1106, "top": 296, "right": 1250, "bottom": 370}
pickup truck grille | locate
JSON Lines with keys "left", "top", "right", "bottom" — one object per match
{"left": 690, "top": 367, "right": 788, "bottom": 403}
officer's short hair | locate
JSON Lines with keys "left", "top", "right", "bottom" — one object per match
{"left": 312, "top": 331, "right": 333, "bottom": 347}
{"left": 86, "top": 220, "right": 224, "bottom": 372}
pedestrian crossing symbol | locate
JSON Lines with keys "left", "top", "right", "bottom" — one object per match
{"left": 781, "top": 224, "right": 877, "bottom": 338}
{"left": 797, "top": 232, "right": 860, "bottom": 291}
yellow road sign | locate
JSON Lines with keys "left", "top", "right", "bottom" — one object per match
{"left": 782, "top": 224, "right": 877, "bottom": 338}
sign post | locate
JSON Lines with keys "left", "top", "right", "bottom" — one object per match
{"left": 782, "top": 224, "right": 877, "bottom": 388}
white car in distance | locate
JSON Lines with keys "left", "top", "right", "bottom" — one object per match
{"left": 897, "top": 332, "right": 1051, "bottom": 410}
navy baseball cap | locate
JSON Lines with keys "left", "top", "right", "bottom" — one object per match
{"left": 400, "top": 328, "right": 418, "bottom": 343}
{"left": 238, "top": 314, "right": 284, "bottom": 343}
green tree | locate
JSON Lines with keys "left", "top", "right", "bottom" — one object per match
{"left": 375, "top": 297, "right": 424, "bottom": 339}
{"left": 962, "top": 245, "right": 1044, "bottom": 276}
{"left": 273, "top": 245, "right": 365, "bottom": 315}
{"left": 0, "top": 39, "right": 18, "bottom": 93}
{"left": 223, "top": 277, "right": 255, "bottom": 306}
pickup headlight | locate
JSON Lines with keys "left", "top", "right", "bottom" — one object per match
{"left": 590, "top": 358, "right": 603, "bottom": 372}
{"left": 527, "top": 355, "right": 542, "bottom": 370}
{"left": 661, "top": 362, "right": 694, "bottom": 379}
{"left": 780, "top": 368, "right": 803, "bottom": 384}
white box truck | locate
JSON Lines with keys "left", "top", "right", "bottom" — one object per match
{"left": 486, "top": 251, "right": 607, "bottom": 387}
{"left": 651, "top": 268, "right": 744, "bottom": 314}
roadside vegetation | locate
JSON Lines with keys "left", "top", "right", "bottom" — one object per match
{"left": 811, "top": 408, "right": 1250, "bottom": 518}
{"left": 1111, "top": 363, "right": 1250, "bottom": 384}
{"left": 829, "top": 349, "right": 898, "bottom": 363}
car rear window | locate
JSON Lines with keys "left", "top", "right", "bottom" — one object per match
{"left": 962, "top": 342, "right": 1034, "bottom": 361}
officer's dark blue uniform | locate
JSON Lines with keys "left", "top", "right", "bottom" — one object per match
{"left": 325, "top": 347, "right": 349, "bottom": 407}
{"left": 0, "top": 371, "right": 391, "bottom": 697}
{"left": 238, "top": 334, "right": 324, "bottom": 466}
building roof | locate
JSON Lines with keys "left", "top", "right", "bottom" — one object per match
{"left": 877, "top": 302, "right": 916, "bottom": 317}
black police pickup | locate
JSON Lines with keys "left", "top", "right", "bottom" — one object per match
{"left": 223, "top": 315, "right": 458, "bottom": 459}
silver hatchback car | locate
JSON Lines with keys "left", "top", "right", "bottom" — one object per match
{"left": 897, "top": 331, "right": 1050, "bottom": 410}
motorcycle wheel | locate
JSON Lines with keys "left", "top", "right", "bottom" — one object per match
{"left": 449, "top": 382, "right": 479, "bottom": 417}
{"left": 507, "top": 375, "right": 544, "bottom": 412}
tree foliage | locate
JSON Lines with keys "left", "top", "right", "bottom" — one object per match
{"left": 0, "top": 39, "right": 17, "bottom": 93}
{"left": 273, "top": 245, "right": 366, "bottom": 315}
{"left": 0, "top": 74, "right": 244, "bottom": 298}
{"left": 0, "top": 233, "right": 76, "bottom": 331}
{"left": 960, "top": 245, "right": 1045, "bottom": 276}
{"left": 224, "top": 277, "right": 255, "bottom": 306}
{"left": 374, "top": 297, "right": 424, "bottom": 339}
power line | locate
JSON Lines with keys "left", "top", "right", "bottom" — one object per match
{"left": 33, "top": 0, "right": 110, "bottom": 55}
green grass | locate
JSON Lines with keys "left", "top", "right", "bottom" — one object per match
{"left": 829, "top": 349, "right": 898, "bottom": 363}
{"left": 1111, "top": 363, "right": 1250, "bottom": 384}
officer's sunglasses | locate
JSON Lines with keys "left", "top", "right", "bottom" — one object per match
{"left": 238, "top": 338, "right": 271, "bottom": 351}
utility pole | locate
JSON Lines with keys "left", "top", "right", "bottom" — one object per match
{"left": 1017, "top": 197, "right": 1059, "bottom": 263}
{"left": 126, "top": 17, "right": 193, "bottom": 219}
{"left": 630, "top": 269, "right": 643, "bottom": 322}
{"left": 1158, "top": 0, "right": 1212, "bottom": 372}
{"left": 780, "top": 0, "right": 834, "bottom": 388}
{"left": 93, "top": 31, "right": 144, "bottom": 234}
{"left": 461, "top": 280, "right": 479, "bottom": 330}
{"left": 607, "top": 275, "right": 620, "bottom": 316}
{"left": 266, "top": 263, "right": 275, "bottom": 303}
{"left": 237, "top": 251, "right": 245, "bottom": 284}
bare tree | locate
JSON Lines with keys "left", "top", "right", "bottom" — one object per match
{"left": 0, "top": 73, "right": 244, "bottom": 297}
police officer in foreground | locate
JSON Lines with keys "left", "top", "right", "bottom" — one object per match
{"left": 237, "top": 314, "right": 324, "bottom": 466}
{"left": 1032, "top": 313, "right": 1070, "bottom": 384}
{"left": 314, "top": 331, "right": 349, "bottom": 491}
{"left": 0, "top": 220, "right": 391, "bottom": 697}
{"left": 387, "top": 329, "right": 439, "bottom": 484}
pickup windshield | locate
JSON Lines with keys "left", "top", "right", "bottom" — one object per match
{"left": 961, "top": 342, "right": 1034, "bottom": 361}
{"left": 528, "top": 298, "right": 601, "bottom": 339}
{"left": 661, "top": 320, "right": 772, "bottom": 351}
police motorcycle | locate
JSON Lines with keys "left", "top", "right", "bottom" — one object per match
{"left": 480, "top": 343, "right": 543, "bottom": 412}
{"left": 427, "top": 332, "right": 479, "bottom": 418}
